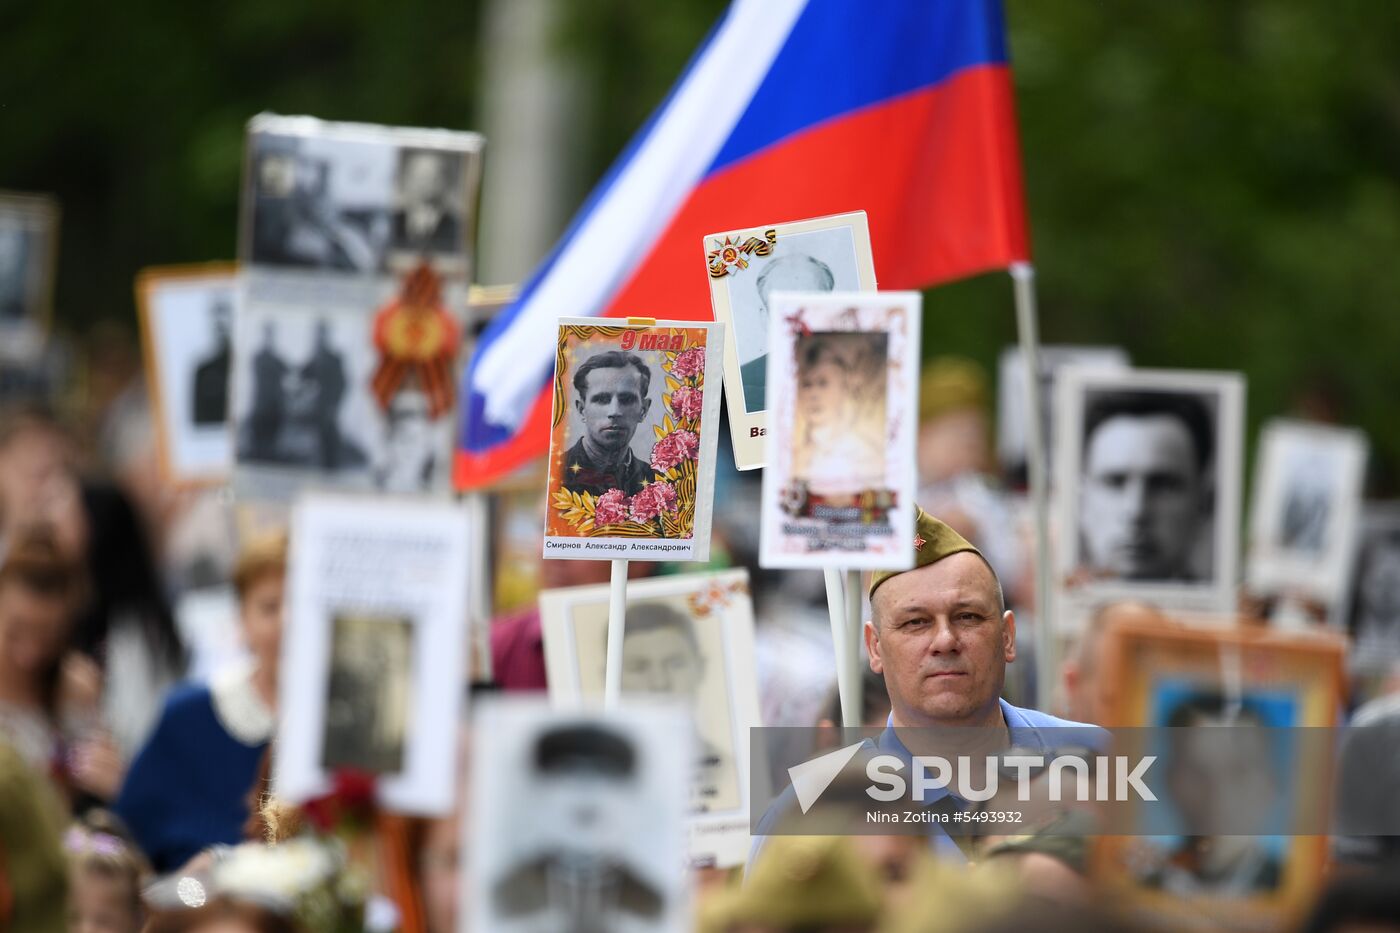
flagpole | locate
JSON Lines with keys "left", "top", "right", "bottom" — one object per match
{"left": 603, "top": 559, "right": 629, "bottom": 709}
{"left": 843, "top": 569, "right": 864, "bottom": 727}
{"left": 823, "top": 570, "right": 855, "bottom": 727}
{"left": 464, "top": 491, "right": 494, "bottom": 684}
{"left": 1010, "top": 262, "right": 1055, "bottom": 711}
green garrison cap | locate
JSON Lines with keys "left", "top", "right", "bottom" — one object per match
{"left": 868, "top": 505, "right": 983, "bottom": 598}
{"left": 713, "top": 836, "right": 882, "bottom": 929}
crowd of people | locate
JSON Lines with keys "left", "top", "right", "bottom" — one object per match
{"left": 0, "top": 345, "right": 1396, "bottom": 933}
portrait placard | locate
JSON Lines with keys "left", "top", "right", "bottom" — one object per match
{"left": 1246, "top": 419, "right": 1368, "bottom": 609}
{"left": 542, "top": 317, "right": 724, "bottom": 562}
{"left": 136, "top": 263, "right": 237, "bottom": 485}
{"left": 1341, "top": 502, "right": 1400, "bottom": 674}
{"left": 233, "top": 115, "right": 482, "bottom": 503}
{"left": 758, "top": 291, "right": 920, "bottom": 570}
{"left": 1095, "top": 619, "right": 1344, "bottom": 929}
{"left": 274, "top": 494, "right": 471, "bottom": 815}
{"left": 0, "top": 191, "right": 59, "bottom": 346}
{"left": 467, "top": 699, "right": 692, "bottom": 933}
{"left": 240, "top": 114, "right": 483, "bottom": 281}
{"left": 1054, "top": 367, "right": 1245, "bottom": 620}
{"left": 539, "top": 569, "right": 761, "bottom": 868}
{"left": 703, "top": 211, "right": 876, "bottom": 470}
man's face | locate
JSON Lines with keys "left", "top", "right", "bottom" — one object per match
{"left": 757, "top": 259, "right": 832, "bottom": 313}
{"left": 621, "top": 627, "right": 703, "bottom": 696}
{"left": 575, "top": 365, "right": 650, "bottom": 455}
{"left": 0, "top": 582, "right": 70, "bottom": 677}
{"left": 866, "top": 553, "right": 1014, "bottom": 727}
{"left": 1079, "top": 414, "right": 1206, "bottom": 580}
{"left": 752, "top": 258, "right": 833, "bottom": 358}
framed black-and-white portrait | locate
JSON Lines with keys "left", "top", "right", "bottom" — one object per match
{"left": 1342, "top": 503, "right": 1400, "bottom": 674}
{"left": 1055, "top": 367, "right": 1245, "bottom": 613}
{"left": 0, "top": 191, "right": 59, "bottom": 342}
{"left": 540, "top": 569, "right": 761, "bottom": 868}
{"left": 229, "top": 294, "right": 459, "bottom": 500}
{"left": 240, "top": 114, "right": 483, "bottom": 280}
{"left": 996, "top": 344, "right": 1130, "bottom": 488}
{"left": 703, "top": 211, "right": 877, "bottom": 470}
{"left": 136, "top": 263, "right": 237, "bottom": 485}
{"left": 274, "top": 495, "right": 471, "bottom": 814}
{"left": 468, "top": 700, "right": 692, "bottom": 933}
{"left": 1246, "top": 420, "right": 1368, "bottom": 608}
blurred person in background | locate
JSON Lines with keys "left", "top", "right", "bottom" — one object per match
{"left": 64, "top": 809, "right": 149, "bottom": 933}
{"left": 0, "top": 528, "right": 123, "bottom": 804}
{"left": 491, "top": 552, "right": 652, "bottom": 691}
{"left": 1058, "top": 601, "right": 1167, "bottom": 726}
{"left": 114, "top": 532, "right": 285, "bottom": 872}
{"left": 0, "top": 403, "right": 185, "bottom": 758}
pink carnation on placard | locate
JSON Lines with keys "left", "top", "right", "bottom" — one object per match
{"left": 650, "top": 429, "right": 700, "bottom": 472}
{"left": 670, "top": 385, "right": 703, "bottom": 421}
{"left": 670, "top": 346, "right": 706, "bottom": 380}
{"left": 594, "top": 488, "right": 629, "bottom": 525}
{"left": 629, "top": 481, "right": 678, "bottom": 522}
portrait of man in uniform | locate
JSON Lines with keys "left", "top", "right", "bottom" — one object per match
{"left": 563, "top": 350, "right": 656, "bottom": 498}
{"left": 617, "top": 601, "right": 732, "bottom": 811}
{"left": 1077, "top": 390, "right": 1216, "bottom": 583}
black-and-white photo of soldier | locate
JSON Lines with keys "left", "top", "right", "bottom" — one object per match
{"left": 563, "top": 350, "right": 658, "bottom": 498}
{"left": 1077, "top": 389, "right": 1218, "bottom": 583}
{"left": 492, "top": 724, "right": 665, "bottom": 933}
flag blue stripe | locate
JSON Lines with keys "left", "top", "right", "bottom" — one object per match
{"left": 707, "top": 0, "right": 1009, "bottom": 174}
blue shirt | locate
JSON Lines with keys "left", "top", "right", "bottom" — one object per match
{"left": 114, "top": 684, "right": 268, "bottom": 871}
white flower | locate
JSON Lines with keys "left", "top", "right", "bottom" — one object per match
{"left": 213, "top": 839, "right": 340, "bottom": 903}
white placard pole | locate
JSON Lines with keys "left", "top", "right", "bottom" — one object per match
{"left": 823, "top": 570, "right": 854, "bottom": 726}
{"left": 464, "top": 491, "right": 494, "bottom": 684}
{"left": 1010, "top": 262, "right": 1055, "bottom": 710}
{"left": 843, "top": 568, "right": 863, "bottom": 727}
{"left": 603, "top": 558, "right": 629, "bottom": 709}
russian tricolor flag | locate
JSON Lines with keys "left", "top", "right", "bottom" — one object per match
{"left": 456, "top": 0, "right": 1030, "bottom": 489}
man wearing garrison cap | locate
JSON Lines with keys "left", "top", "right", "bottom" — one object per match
{"left": 751, "top": 506, "right": 1102, "bottom": 867}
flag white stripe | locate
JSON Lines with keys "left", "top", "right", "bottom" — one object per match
{"left": 471, "top": 0, "right": 809, "bottom": 430}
